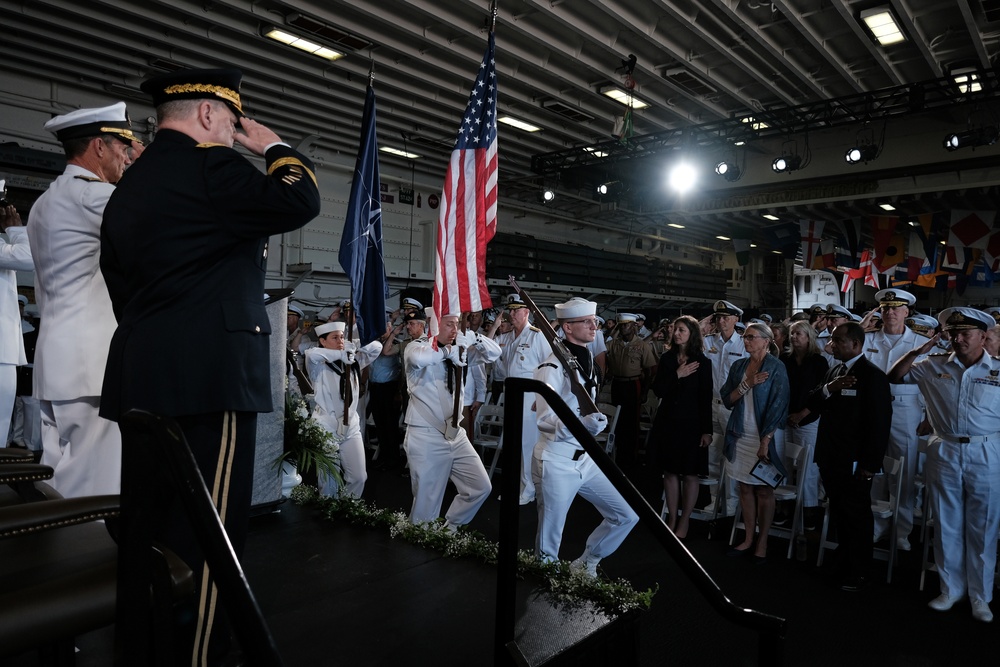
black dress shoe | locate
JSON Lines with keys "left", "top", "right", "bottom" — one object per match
{"left": 748, "top": 554, "right": 767, "bottom": 566}
{"left": 726, "top": 546, "right": 751, "bottom": 558}
{"left": 839, "top": 576, "right": 867, "bottom": 592}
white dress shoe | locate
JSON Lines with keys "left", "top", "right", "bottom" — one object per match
{"left": 927, "top": 594, "right": 962, "bottom": 611}
{"left": 971, "top": 600, "right": 994, "bottom": 623}
{"left": 896, "top": 537, "right": 911, "bottom": 552}
{"left": 570, "top": 555, "right": 599, "bottom": 578}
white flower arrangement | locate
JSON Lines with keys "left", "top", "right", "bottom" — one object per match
{"left": 290, "top": 486, "right": 656, "bottom": 616}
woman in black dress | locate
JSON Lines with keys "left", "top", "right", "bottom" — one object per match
{"left": 650, "top": 315, "right": 714, "bottom": 538}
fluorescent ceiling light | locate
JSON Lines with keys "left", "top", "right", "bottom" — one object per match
{"left": 600, "top": 86, "right": 650, "bottom": 109}
{"left": 763, "top": 214, "right": 780, "bottom": 221}
{"left": 750, "top": 244, "right": 757, "bottom": 248}
{"left": 741, "top": 116, "right": 769, "bottom": 131}
{"left": 879, "top": 203, "right": 896, "bottom": 211}
{"left": 952, "top": 68, "right": 982, "bottom": 94}
{"left": 584, "top": 147, "right": 608, "bottom": 158}
{"left": 860, "top": 8, "right": 906, "bottom": 46}
{"left": 380, "top": 146, "right": 421, "bottom": 159}
{"left": 772, "top": 250, "right": 783, "bottom": 254}
{"left": 498, "top": 116, "right": 541, "bottom": 132}
{"left": 264, "top": 27, "right": 344, "bottom": 60}
{"left": 667, "top": 223, "right": 685, "bottom": 229}
{"left": 716, "top": 235, "right": 731, "bottom": 241}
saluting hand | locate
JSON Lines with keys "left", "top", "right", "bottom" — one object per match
{"left": 234, "top": 117, "right": 283, "bottom": 156}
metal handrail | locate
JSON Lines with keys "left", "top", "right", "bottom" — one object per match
{"left": 494, "top": 377, "right": 786, "bottom": 666}
{"left": 116, "top": 410, "right": 283, "bottom": 666}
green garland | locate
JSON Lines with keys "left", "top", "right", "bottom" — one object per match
{"left": 290, "top": 485, "right": 656, "bottom": 616}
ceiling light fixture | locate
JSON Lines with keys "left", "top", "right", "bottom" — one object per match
{"left": 879, "top": 203, "right": 896, "bottom": 211}
{"left": 763, "top": 214, "right": 780, "bottom": 221}
{"left": 600, "top": 86, "right": 650, "bottom": 109}
{"left": 497, "top": 116, "right": 541, "bottom": 132}
{"left": 716, "top": 235, "right": 731, "bottom": 241}
{"left": 740, "top": 116, "right": 769, "bottom": 131}
{"left": 668, "top": 162, "right": 697, "bottom": 193}
{"left": 845, "top": 143, "right": 880, "bottom": 164}
{"left": 262, "top": 26, "right": 344, "bottom": 60}
{"left": 596, "top": 183, "right": 609, "bottom": 195}
{"left": 859, "top": 7, "right": 906, "bottom": 46}
{"left": 772, "top": 154, "right": 802, "bottom": 173}
{"left": 943, "top": 126, "right": 999, "bottom": 151}
{"left": 715, "top": 160, "right": 741, "bottom": 182}
{"left": 952, "top": 67, "right": 983, "bottom": 94}
{"left": 542, "top": 189, "right": 556, "bottom": 203}
{"left": 667, "top": 223, "right": 685, "bottom": 229}
{"left": 379, "top": 146, "right": 421, "bottom": 159}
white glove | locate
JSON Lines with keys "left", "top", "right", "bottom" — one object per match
{"left": 455, "top": 330, "right": 478, "bottom": 348}
{"left": 581, "top": 412, "right": 608, "bottom": 436}
{"left": 444, "top": 344, "right": 467, "bottom": 367}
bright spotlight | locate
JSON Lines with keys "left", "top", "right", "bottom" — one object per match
{"left": 943, "top": 127, "right": 999, "bottom": 151}
{"left": 542, "top": 189, "right": 555, "bottom": 202}
{"left": 596, "top": 183, "right": 609, "bottom": 195}
{"left": 772, "top": 155, "right": 802, "bottom": 173}
{"left": 668, "top": 162, "right": 697, "bottom": 193}
{"left": 715, "top": 160, "right": 741, "bottom": 182}
{"left": 845, "top": 144, "right": 879, "bottom": 164}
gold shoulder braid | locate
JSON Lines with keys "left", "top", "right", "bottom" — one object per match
{"left": 267, "top": 157, "right": 317, "bottom": 187}
{"left": 73, "top": 175, "right": 104, "bottom": 183}
{"left": 196, "top": 142, "right": 228, "bottom": 148}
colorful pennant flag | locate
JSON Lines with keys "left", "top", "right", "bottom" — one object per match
{"left": 800, "top": 219, "right": 824, "bottom": 269}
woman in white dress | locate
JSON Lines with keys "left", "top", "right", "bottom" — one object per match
{"left": 721, "top": 322, "right": 790, "bottom": 563}
{"left": 305, "top": 322, "right": 383, "bottom": 498}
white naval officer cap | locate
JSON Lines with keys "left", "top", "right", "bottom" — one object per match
{"left": 758, "top": 313, "right": 773, "bottom": 323}
{"left": 401, "top": 297, "right": 423, "bottom": 311}
{"left": 938, "top": 307, "right": 993, "bottom": 332}
{"left": 43, "top": 101, "right": 141, "bottom": 145}
{"left": 734, "top": 321, "right": 747, "bottom": 334}
{"left": 505, "top": 293, "right": 527, "bottom": 310}
{"left": 617, "top": 313, "right": 639, "bottom": 323}
{"left": 906, "top": 313, "right": 939, "bottom": 336}
{"left": 874, "top": 289, "right": 916, "bottom": 308}
{"left": 985, "top": 306, "right": 1000, "bottom": 323}
{"left": 287, "top": 304, "right": 304, "bottom": 318}
{"left": 713, "top": 300, "right": 743, "bottom": 317}
{"left": 555, "top": 297, "right": 596, "bottom": 320}
{"left": 315, "top": 321, "right": 345, "bottom": 336}
{"left": 17, "top": 295, "right": 28, "bottom": 306}
{"left": 826, "top": 303, "right": 852, "bottom": 319}
{"left": 636, "top": 314, "right": 646, "bottom": 321}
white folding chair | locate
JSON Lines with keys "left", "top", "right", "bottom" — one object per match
{"left": 472, "top": 404, "right": 505, "bottom": 480}
{"left": 595, "top": 403, "right": 620, "bottom": 458}
{"left": 817, "top": 455, "right": 904, "bottom": 583}
{"left": 728, "top": 441, "right": 808, "bottom": 559}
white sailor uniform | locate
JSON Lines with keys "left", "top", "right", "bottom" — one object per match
{"left": 897, "top": 350, "right": 1000, "bottom": 605}
{"left": 532, "top": 352, "right": 638, "bottom": 567}
{"left": 495, "top": 325, "right": 552, "bottom": 503}
{"left": 403, "top": 331, "right": 501, "bottom": 525}
{"left": 305, "top": 340, "right": 382, "bottom": 498}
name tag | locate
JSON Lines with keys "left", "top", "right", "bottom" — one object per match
{"left": 866, "top": 348, "right": 879, "bottom": 353}
{"left": 841, "top": 389, "right": 857, "bottom": 397}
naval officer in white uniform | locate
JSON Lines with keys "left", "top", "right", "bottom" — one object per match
{"left": 29, "top": 102, "right": 141, "bottom": 497}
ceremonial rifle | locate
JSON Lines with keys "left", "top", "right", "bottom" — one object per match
{"left": 451, "top": 312, "right": 470, "bottom": 430}
{"left": 507, "top": 276, "right": 599, "bottom": 417}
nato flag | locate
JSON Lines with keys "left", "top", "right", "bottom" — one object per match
{"left": 338, "top": 85, "right": 388, "bottom": 345}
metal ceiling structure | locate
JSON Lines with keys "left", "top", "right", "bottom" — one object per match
{"left": 3, "top": 0, "right": 1000, "bottom": 250}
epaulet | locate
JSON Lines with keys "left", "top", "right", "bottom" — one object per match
{"left": 529, "top": 326, "right": 541, "bottom": 332}
{"left": 196, "top": 142, "right": 228, "bottom": 148}
{"left": 73, "top": 175, "right": 103, "bottom": 183}
{"left": 538, "top": 362, "right": 558, "bottom": 370}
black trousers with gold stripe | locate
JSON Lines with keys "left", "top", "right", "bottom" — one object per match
{"left": 117, "top": 411, "right": 257, "bottom": 667}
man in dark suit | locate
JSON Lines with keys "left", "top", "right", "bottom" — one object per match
{"left": 807, "top": 322, "right": 892, "bottom": 592}
{"left": 101, "top": 67, "right": 320, "bottom": 665}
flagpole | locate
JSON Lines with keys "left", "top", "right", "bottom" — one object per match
{"left": 489, "top": 0, "right": 497, "bottom": 33}
{"left": 368, "top": 60, "right": 375, "bottom": 87}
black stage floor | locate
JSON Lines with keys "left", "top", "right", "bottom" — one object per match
{"left": 7, "top": 461, "right": 995, "bottom": 666}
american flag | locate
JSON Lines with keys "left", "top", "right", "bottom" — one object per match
{"left": 433, "top": 32, "right": 498, "bottom": 323}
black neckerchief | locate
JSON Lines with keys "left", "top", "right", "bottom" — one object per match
{"left": 325, "top": 359, "right": 360, "bottom": 404}
{"left": 564, "top": 340, "right": 597, "bottom": 393}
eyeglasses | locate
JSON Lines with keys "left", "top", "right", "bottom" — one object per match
{"left": 742, "top": 334, "right": 762, "bottom": 341}
{"left": 565, "top": 318, "right": 599, "bottom": 327}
